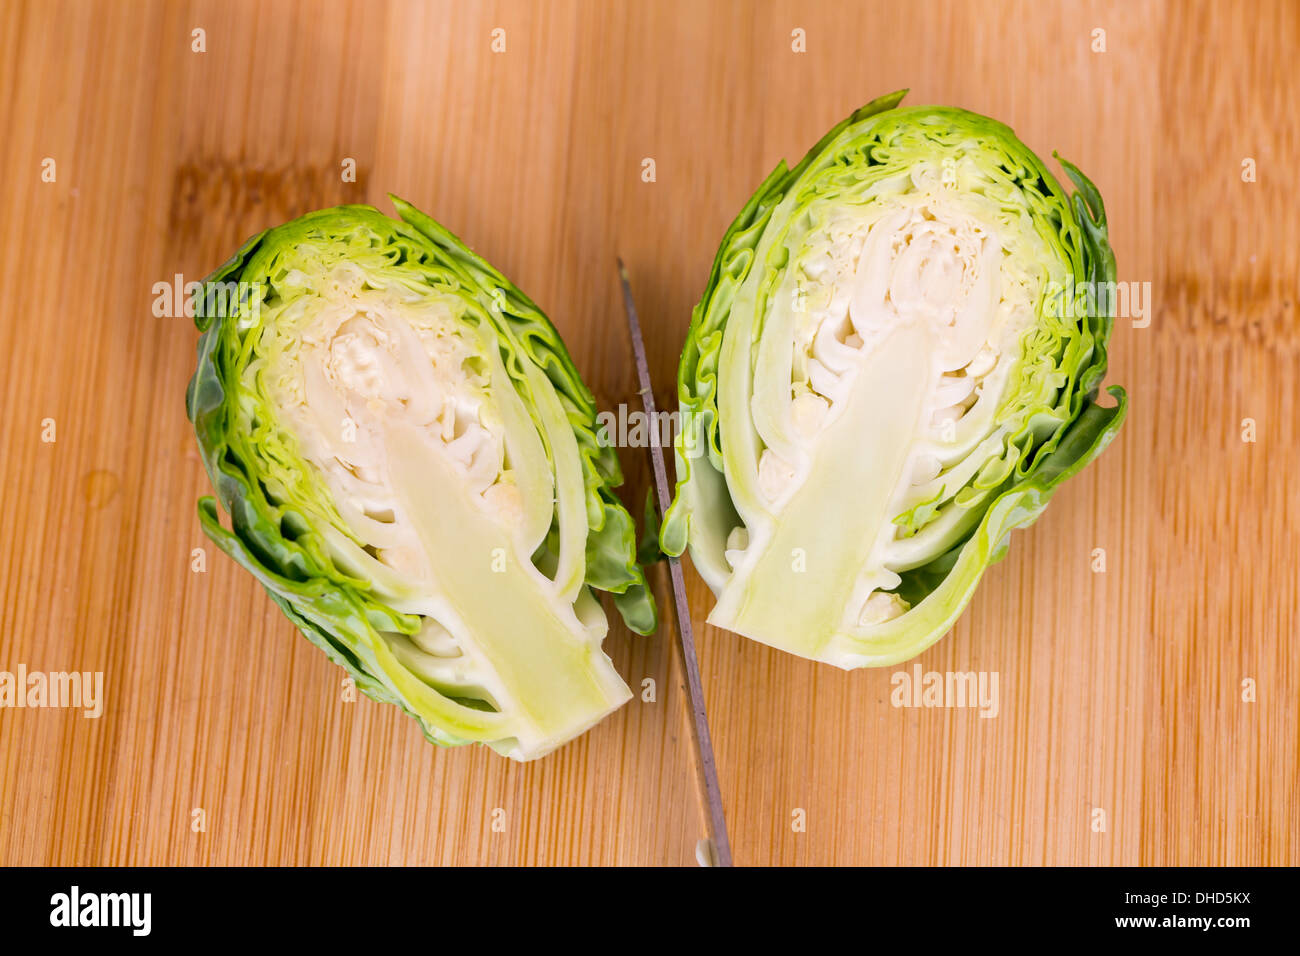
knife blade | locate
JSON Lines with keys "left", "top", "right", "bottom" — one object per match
{"left": 616, "top": 259, "right": 733, "bottom": 868}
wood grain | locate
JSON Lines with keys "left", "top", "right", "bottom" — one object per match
{"left": 0, "top": 0, "right": 1295, "bottom": 866}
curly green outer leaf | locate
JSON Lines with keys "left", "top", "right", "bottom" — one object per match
{"left": 188, "top": 199, "right": 655, "bottom": 759}
{"left": 663, "top": 92, "right": 1126, "bottom": 667}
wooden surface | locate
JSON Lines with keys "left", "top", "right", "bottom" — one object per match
{"left": 0, "top": 0, "right": 1295, "bottom": 866}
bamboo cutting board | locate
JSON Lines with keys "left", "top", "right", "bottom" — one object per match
{"left": 0, "top": 0, "right": 1295, "bottom": 866}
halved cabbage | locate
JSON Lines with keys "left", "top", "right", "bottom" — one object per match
{"left": 187, "top": 199, "right": 654, "bottom": 759}
{"left": 662, "top": 92, "right": 1126, "bottom": 668}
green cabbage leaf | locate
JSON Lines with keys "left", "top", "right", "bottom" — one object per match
{"left": 188, "top": 198, "right": 654, "bottom": 759}
{"left": 662, "top": 92, "right": 1126, "bottom": 668}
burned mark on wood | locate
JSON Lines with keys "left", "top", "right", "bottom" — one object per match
{"left": 167, "top": 159, "right": 369, "bottom": 267}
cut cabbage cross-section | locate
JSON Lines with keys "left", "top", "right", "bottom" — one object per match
{"left": 187, "top": 199, "right": 655, "bottom": 760}
{"left": 662, "top": 92, "right": 1127, "bottom": 668}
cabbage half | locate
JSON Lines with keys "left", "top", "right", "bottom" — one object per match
{"left": 662, "top": 91, "right": 1126, "bottom": 668}
{"left": 187, "top": 199, "right": 655, "bottom": 760}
